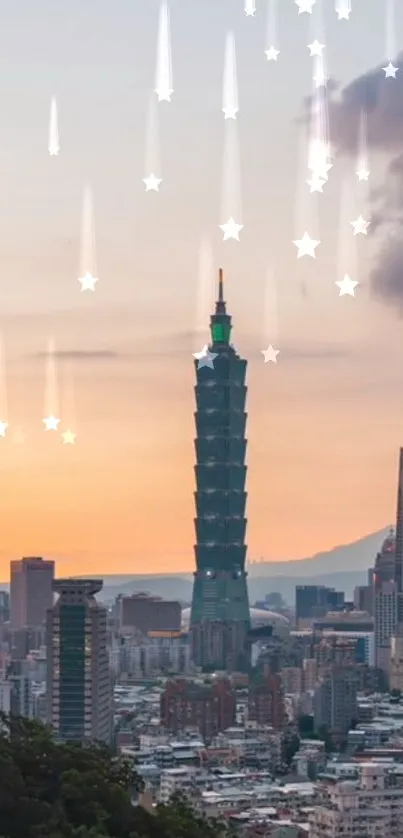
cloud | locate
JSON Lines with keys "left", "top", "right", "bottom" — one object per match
{"left": 325, "top": 52, "right": 403, "bottom": 155}
{"left": 30, "top": 350, "right": 119, "bottom": 361}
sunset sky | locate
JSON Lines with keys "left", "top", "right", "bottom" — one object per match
{"left": 0, "top": 0, "right": 403, "bottom": 579}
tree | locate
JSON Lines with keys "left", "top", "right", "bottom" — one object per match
{"left": 0, "top": 714, "right": 227, "bottom": 838}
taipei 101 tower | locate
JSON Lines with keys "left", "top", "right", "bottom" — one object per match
{"left": 189, "top": 269, "right": 251, "bottom": 672}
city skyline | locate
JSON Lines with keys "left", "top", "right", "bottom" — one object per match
{"left": 0, "top": 0, "right": 403, "bottom": 576}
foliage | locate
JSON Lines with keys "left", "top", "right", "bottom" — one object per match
{"left": 0, "top": 714, "right": 227, "bottom": 838}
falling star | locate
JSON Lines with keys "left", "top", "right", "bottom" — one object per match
{"left": 383, "top": 62, "right": 398, "bottom": 79}
{"left": 143, "top": 94, "right": 162, "bottom": 192}
{"left": 244, "top": 0, "right": 256, "bottom": 15}
{"left": 265, "top": 0, "right": 280, "bottom": 61}
{"left": 337, "top": 174, "right": 360, "bottom": 300}
{"left": 384, "top": 0, "right": 399, "bottom": 79}
{"left": 295, "top": 0, "right": 316, "bottom": 13}
{"left": 155, "top": 1, "right": 173, "bottom": 102}
{"left": 308, "top": 40, "right": 325, "bottom": 57}
{"left": 0, "top": 335, "right": 9, "bottom": 439}
{"left": 262, "top": 266, "right": 280, "bottom": 360}
{"left": 48, "top": 96, "right": 60, "bottom": 156}
{"left": 261, "top": 345, "right": 279, "bottom": 363}
{"left": 222, "top": 32, "right": 239, "bottom": 119}
{"left": 350, "top": 214, "right": 370, "bottom": 235}
{"left": 78, "top": 185, "right": 98, "bottom": 292}
{"left": 43, "top": 338, "right": 60, "bottom": 431}
{"left": 195, "top": 238, "right": 215, "bottom": 347}
{"left": 336, "top": 274, "right": 358, "bottom": 296}
{"left": 335, "top": 0, "right": 351, "bottom": 19}
{"left": 60, "top": 362, "right": 77, "bottom": 445}
{"left": 220, "top": 120, "right": 243, "bottom": 241}
{"left": 306, "top": 173, "right": 325, "bottom": 193}
{"left": 293, "top": 232, "right": 320, "bottom": 258}
{"left": 193, "top": 345, "right": 218, "bottom": 370}
{"left": 356, "top": 108, "right": 370, "bottom": 182}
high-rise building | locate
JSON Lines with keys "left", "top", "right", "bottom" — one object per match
{"left": 160, "top": 676, "right": 236, "bottom": 741}
{"left": 46, "top": 579, "right": 111, "bottom": 744}
{"left": 248, "top": 668, "right": 286, "bottom": 730}
{"left": 395, "top": 448, "right": 403, "bottom": 598}
{"left": 189, "top": 270, "right": 251, "bottom": 672}
{"left": 296, "top": 585, "right": 344, "bottom": 629}
{"left": 10, "top": 557, "right": 54, "bottom": 630}
{"left": 374, "top": 578, "right": 398, "bottom": 677}
{"left": 119, "top": 594, "right": 181, "bottom": 635}
{"left": 314, "top": 666, "right": 358, "bottom": 738}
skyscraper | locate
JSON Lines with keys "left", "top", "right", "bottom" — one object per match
{"left": 46, "top": 579, "right": 111, "bottom": 744}
{"left": 189, "top": 269, "right": 251, "bottom": 672}
{"left": 395, "top": 447, "right": 403, "bottom": 601}
{"left": 10, "top": 557, "right": 54, "bottom": 631}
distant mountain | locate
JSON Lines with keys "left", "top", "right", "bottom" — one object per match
{"left": 248, "top": 527, "right": 390, "bottom": 579}
{"left": 0, "top": 528, "right": 389, "bottom": 605}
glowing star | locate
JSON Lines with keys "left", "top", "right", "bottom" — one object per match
{"left": 336, "top": 274, "right": 358, "bottom": 297}
{"left": 313, "top": 161, "right": 332, "bottom": 180}
{"left": 350, "top": 215, "right": 370, "bottom": 236}
{"left": 265, "top": 47, "right": 280, "bottom": 62}
{"left": 313, "top": 68, "right": 328, "bottom": 88}
{"left": 43, "top": 415, "right": 60, "bottom": 431}
{"left": 193, "top": 345, "right": 218, "bottom": 370}
{"left": 356, "top": 167, "right": 370, "bottom": 182}
{"left": 244, "top": 0, "right": 256, "bottom": 14}
{"left": 336, "top": 2, "right": 351, "bottom": 19}
{"left": 383, "top": 62, "right": 398, "bottom": 79}
{"left": 307, "top": 175, "right": 326, "bottom": 193}
{"left": 62, "top": 429, "right": 76, "bottom": 445}
{"left": 78, "top": 272, "right": 98, "bottom": 292}
{"left": 308, "top": 40, "right": 325, "bottom": 57}
{"left": 0, "top": 420, "right": 8, "bottom": 437}
{"left": 143, "top": 173, "right": 162, "bottom": 192}
{"left": 222, "top": 105, "right": 238, "bottom": 120}
{"left": 219, "top": 218, "right": 243, "bottom": 241}
{"left": 295, "top": 0, "right": 316, "bottom": 13}
{"left": 261, "top": 345, "right": 280, "bottom": 363}
{"left": 293, "top": 232, "right": 320, "bottom": 258}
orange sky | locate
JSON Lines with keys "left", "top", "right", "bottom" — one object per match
{"left": 0, "top": 0, "right": 401, "bottom": 581}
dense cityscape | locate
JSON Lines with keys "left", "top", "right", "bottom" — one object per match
{"left": 3, "top": 275, "right": 403, "bottom": 837}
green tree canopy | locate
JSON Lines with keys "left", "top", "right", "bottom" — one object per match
{"left": 0, "top": 714, "right": 227, "bottom": 838}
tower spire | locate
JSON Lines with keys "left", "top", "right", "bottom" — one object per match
{"left": 218, "top": 268, "right": 224, "bottom": 303}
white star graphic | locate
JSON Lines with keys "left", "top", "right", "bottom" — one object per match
{"left": 313, "top": 68, "right": 328, "bottom": 88}
{"left": 43, "top": 415, "right": 60, "bottom": 431}
{"left": 350, "top": 215, "right": 370, "bottom": 236}
{"left": 336, "top": 274, "right": 358, "bottom": 297}
{"left": 155, "top": 87, "right": 173, "bottom": 103}
{"left": 336, "top": 4, "right": 351, "bottom": 19}
{"left": 143, "top": 173, "right": 162, "bottom": 192}
{"left": 193, "top": 345, "right": 218, "bottom": 370}
{"left": 78, "top": 272, "right": 98, "bottom": 292}
{"left": 62, "top": 429, "right": 76, "bottom": 445}
{"left": 308, "top": 40, "right": 325, "bottom": 57}
{"left": 295, "top": 0, "right": 316, "bottom": 13}
{"left": 261, "top": 345, "right": 280, "bottom": 364}
{"left": 0, "top": 420, "right": 8, "bottom": 438}
{"left": 265, "top": 47, "right": 280, "bottom": 62}
{"left": 222, "top": 105, "right": 238, "bottom": 120}
{"left": 356, "top": 167, "right": 370, "bottom": 182}
{"left": 383, "top": 62, "right": 398, "bottom": 79}
{"left": 49, "top": 144, "right": 59, "bottom": 157}
{"left": 219, "top": 218, "right": 243, "bottom": 241}
{"left": 307, "top": 174, "right": 326, "bottom": 193}
{"left": 293, "top": 232, "right": 320, "bottom": 258}
{"left": 244, "top": 2, "right": 256, "bottom": 15}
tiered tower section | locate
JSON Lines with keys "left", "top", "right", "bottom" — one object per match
{"left": 189, "top": 269, "right": 251, "bottom": 672}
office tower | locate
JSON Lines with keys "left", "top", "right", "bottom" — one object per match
{"left": 390, "top": 625, "right": 403, "bottom": 692}
{"left": 395, "top": 448, "right": 403, "bottom": 598}
{"left": 10, "top": 557, "right": 54, "bottom": 630}
{"left": 160, "top": 676, "right": 236, "bottom": 740}
{"left": 296, "top": 585, "right": 344, "bottom": 629}
{"left": 374, "top": 578, "right": 398, "bottom": 678}
{"left": 46, "top": 579, "right": 111, "bottom": 744}
{"left": 248, "top": 667, "right": 286, "bottom": 730}
{"left": 189, "top": 269, "right": 251, "bottom": 672}
{"left": 314, "top": 667, "right": 357, "bottom": 739}
{"left": 119, "top": 594, "right": 181, "bottom": 634}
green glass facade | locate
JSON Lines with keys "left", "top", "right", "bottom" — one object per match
{"left": 59, "top": 604, "right": 86, "bottom": 741}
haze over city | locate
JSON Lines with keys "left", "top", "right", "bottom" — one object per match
{"left": 1, "top": 0, "right": 403, "bottom": 576}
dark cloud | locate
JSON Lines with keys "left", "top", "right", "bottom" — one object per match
{"left": 325, "top": 52, "right": 403, "bottom": 155}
